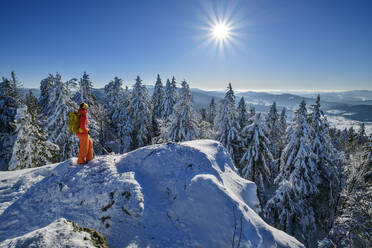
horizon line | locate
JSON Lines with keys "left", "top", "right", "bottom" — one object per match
{"left": 21, "top": 85, "right": 372, "bottom": 93}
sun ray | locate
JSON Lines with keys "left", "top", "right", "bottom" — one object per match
{"left": 195, "top": 1, "right": 250, "bottom": 56}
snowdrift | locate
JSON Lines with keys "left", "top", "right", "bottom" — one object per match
{"left": 0, "top": 140, "right": 303, "bottom": 247}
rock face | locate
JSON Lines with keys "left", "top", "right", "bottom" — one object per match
{"left": 0, "top": 140, "right": 303, "bottom": 247}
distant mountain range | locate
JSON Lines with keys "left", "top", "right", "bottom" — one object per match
{"left": 188, "top": 88, "right": 372, "bottom": 122}
{"left": 296, "top": 90, "right": 372, "bottom": 105}
{"left": 21, "top": 88, "right": 372, "bottom": 123}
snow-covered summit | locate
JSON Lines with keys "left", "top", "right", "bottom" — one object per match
{"left": 0, "top": 140, "right": 303, "bottom": 247}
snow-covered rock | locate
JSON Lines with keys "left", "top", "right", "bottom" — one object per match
{"left": 1, "top": 218, "right": 107, "bottom": 248}
{"left": 0, "top": 140, "right": 303, "bottom": 247}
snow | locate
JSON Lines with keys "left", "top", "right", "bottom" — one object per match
{"left": 1, "top": 218, "right": 102, "bottom": 248}
{"left": 327, "top": 115, "right": 372, "bottom": 135}
{"left": 0, "top": 140, "right": 303, "bottom": 247}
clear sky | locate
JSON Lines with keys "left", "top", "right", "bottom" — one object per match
{"left": 0, "top": 0, "right": 371, "bottom": 91}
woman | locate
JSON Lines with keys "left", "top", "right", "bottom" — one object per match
{"left": 77, "top": 102, "right": 94, "bottom": 164}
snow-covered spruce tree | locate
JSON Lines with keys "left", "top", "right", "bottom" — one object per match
{"left": 197, "top": 104, "right": 214, "bottom": 139}
{"left": 0, "top": 77, "right": 18, "bottom": 132}
{"left": 9, "top": 71, "right": 23, "bottom": 105}
{"left": 308, "top": 95, "right": 340, "bottom": 239}
{"left": 7, "top": 105, "right": 59, "bottom": 170}
{"left": 198, "top": 120, "right": 214, "bottom": 139}
{"left": 225, "top": 83, "right": 235, "bottom": 103}
{"left": 128, "top": 76, "right": 152, "bottom": 149}
{"left": 198, "top": 107, "right": 207, "bottom": 122}
{"left": 237, "top": 97, "right": 248, "bottom": 130}
{"left": 39, "top": 74, "right": 55, "bottom": 114}
{"left": 0, "top": 77, "right": 20, "bottom": 170}
{"left": 103, "top": 77, "right": 124, "bottom": 119}
{"left": 214, "top": 83, "right": 241, "bottom": 163}
{"left": 319, "top": 140, "right": 372, "bottom": 248}
{"left": 116, "top": 103, "right": 133, "bottom": 153}
{"left": 264, "top": 100, "right": 319, "bottom": 246}
{"left": 150, "top": 115, "right": 160, "bottom": 140}
{"left": 103, "top": 77, "right": 132, "bottom": 153}
{"left": 207, "top": 97, "right": 216, "bottom": 125}
{"left": 0, "top": 77, "right": 14, "bottom": 99}
{"left": 328, "top": 127, "right": 342, "bottom": 151}
{"left": 168, "top": 80, "right": 199, "bottom": 142}
{"left": 347, "top": 126, "right": 357, "bottom": 148}
{"left": 119, "top": 86, "right": 133, "bottom": 151}
{"left": 279, "top": 107, "right": 287, "bottom": 136}
{"left": 151, "top": 74, "right": 165, "bottom": 119}
{"left": 357, "top": 122, "right": 368, "bottom": 144}
{"left": 0, "top": 75, "right": 58, "bottom": 170}
{"left": 240, "top": 113, "right": 274, "bottom": 205}
{"left": 77, "top": 72, "right": 94, "bottom": 104}
{"left": 162, "top": 77, "right": 178, "bottom": 119}
{"left": 265, "top": 101, "right": 281, "bottom": 160}
{"left": 25, "top": 90, "right": 40, "bottom": 113}
{"left": 248, "top": 105, "right": 256, "bottom": 121}
{"left": 339, "top": 128, "right": 350, "bottom": 152}
{"left": 151, "top": 118, "right": 171, "bottom": 144}
{"left": 39, "top": 73, "right": 79, "bottom": 161}
{"left": 278, "top": 107, "right": 288, "bottom": 157}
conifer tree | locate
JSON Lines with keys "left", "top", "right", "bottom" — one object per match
{"left": 104, "top": 77, "right": 124, "bottom": 118}
{"left": 237, "top": 97, "right": 248, "bottom": 129}
{"left": 278, "top": 107, "right": 288, "bottom": 158}
{"left": 103, "top": 77, "right": 132, "bottom": 153}
{"left": 279, "top": 107, "right": 287, "bottom": 136}
{"left": 248, "top": 105, "right": 256, "bottom": 124}
{"left": 347, "top": 126, "right": 356, "bottom": 144}
{"left": 265, "top": 101, "right": 280, "bottom": 160}
{"left": 329, "top": 127, "right": 342, "bottom": 150}
{"left": 340, "top": 128, "right": 349, "bottom": 151}
{"left": 116, "top": 104, "right": 133, "bottom": 153}
{"left": 168, "top": 81, "right": 199, "bottom": 142}
{"left": 151, "top": 115, "right": 160, "bottom": 140}
{"left": 308, "top": 95, "right": 340, "bottom": 236}
{"left": 8, "top": 106, "right": 59, "bottom": 170}
{"left": 163, "top": 77, "right": 177, "bottom": 119}
{"left": 207, "top": 97, "right": 216, "bottom": 125}
{"left": 225, "top": 83, "right": 235, "bottom": 103}
{"left": 320, "top": 140, "right": 372, "bottom": 248}
{"left": 198, "top": 107, "right": 207, "bottom": 122}
{"left": 357, "top": 122, "right": 367, "bottom": 144}
{"left": 128, "top": 76, "right": 152, "bottom": 149}
{"left": 39, "top": 74, "right": 55, "bottom": 114}
{"left": 39, "top": 74, "right": 79, "bottom": 161}
{"left": 0, "top": 77, "right": 18, "bottom": 133}
{"left": 240, "top": 113, "right": 274, "bottom": 204}
{"left": 9, "top": 71, "right": 23, "bottom": 104}
{"left": 198, "top": 120, "right": 214, "bottom": 139}
{"left": 215, "top": 83, "right": 241, "bottom": 162}
{"left": 0, "top": 77, "right": 14, "bottom": 99}
{"left": 265, "top": 100, "right": 319, "bottom": 246}
{"left": 152, "top": 74, "right": 164, "bottom": 119}
{"left": 1, "top": 74, "right": 58, "bottom": 170}
{"left": 25, "top": 91, "right": 40, "bottom": 113}
{"left": 0, "top": 76, "right": 20, "bottom": 169}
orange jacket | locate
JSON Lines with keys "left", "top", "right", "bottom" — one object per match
{"left": 77, "top": 108, "right": 89, "bottom": 135}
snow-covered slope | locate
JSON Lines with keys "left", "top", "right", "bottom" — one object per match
{"left": 1, "top": 218, "right": 107, "bottom": 248}
{"left": 0, "top": 140, "right": 303, "bottom": 248}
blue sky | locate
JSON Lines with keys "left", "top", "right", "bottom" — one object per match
{"left": 0, "top": 0, "right": 371, "bottom": 90}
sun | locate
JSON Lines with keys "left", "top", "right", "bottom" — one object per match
{"left": 198, "top": 2, "right": 244, "bottom": 52}
{"left": 212, "top": 22, "right": 230, "bottom": 41}
{"left": 202, "top": 18, "right": 238, "bottom": 50}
